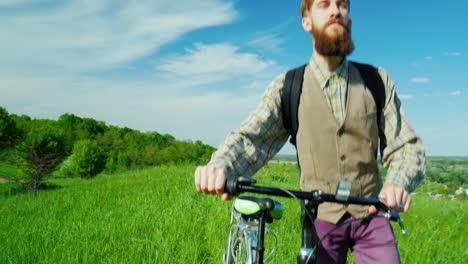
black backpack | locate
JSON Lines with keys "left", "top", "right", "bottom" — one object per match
{"left": 280, "top": 61, "right": 387, "bottom": 159}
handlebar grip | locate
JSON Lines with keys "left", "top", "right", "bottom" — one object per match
{"left": 224, "top": 176, "right": 239, "bottom": 196}
{"left": 224, "top": 176, "right": 257, "bottom": 196}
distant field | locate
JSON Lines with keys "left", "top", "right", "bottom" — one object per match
{"left": 0, "top": 164, "right": 466, "bottom": 263}
{"left": 271, "top": 154, "right": 298, "bottom": 166}
{"left": 427, "top": 156, "right": 468, "bottom": 160}
{"left": 273, "top": 155, "right": 468, "bottom": 162}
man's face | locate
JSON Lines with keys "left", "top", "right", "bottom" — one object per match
{"left": 302, "top": 0, "right": 354, "bottom": 56}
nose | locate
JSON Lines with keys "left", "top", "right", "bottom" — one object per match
{"left": 329, "top": 3, "right": 341, "bottom": 18}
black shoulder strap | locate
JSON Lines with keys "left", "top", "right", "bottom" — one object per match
{"left": 349, "top": 61, "right": 387, "bottom": 158}
{"left": 281, "top": 64, "right": 307, "bottom": 147}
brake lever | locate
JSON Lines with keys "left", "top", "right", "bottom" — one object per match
{"left": 383, "top": 211, "right": 407, "bottom": 235}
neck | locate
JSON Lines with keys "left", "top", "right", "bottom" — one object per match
{"left": 312, "top": 49, "right": 344, "bottom": 73}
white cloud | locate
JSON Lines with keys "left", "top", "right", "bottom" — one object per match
{"left": 449, "top": 91, "right": 462, "bottom": 96}
{"left": 425, "top": 56, "right": 432, "bottom": 60}
{"left": 157, "top": 42, "right": 276, "bottom": 81}
{"left": 158, "top": 43, "right": 275, "bottom": 75}
{"left": 410, "top": 77, "right": 430, "bottom": 83}
{"left": 444, "top": 52, "right": 462, "bottom": 56}
{"left": 399, "top": 94, "right": 413, "bottom": 100}
{"left": 245, "top": 17, "right": 297, "bottom": 53}
{"left": 248, "top": 34, "right": 284, "bottom": 52}
{"left": 0, "top": 0, "right": 237, "bottom": 71}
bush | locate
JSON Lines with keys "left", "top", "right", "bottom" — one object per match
{"left": 457, "top": 191, "right": 468, "bottom": 201}
{"left": 68, "top": 139, "right": 105, "bottom": 178}
{"left": 55, "top": 156, "right": 73, "bottom": 177}
{"left": 103, "top": 158, "right": 117, "bottom": 174}
{"left": 418, "top": 181, "right": 455, "bottom": 196}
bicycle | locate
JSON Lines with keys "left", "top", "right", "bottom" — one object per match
{"left": 223, "top": 176, "right": 407, "bottom": 264}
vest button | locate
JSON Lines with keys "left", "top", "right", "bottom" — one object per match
{"left": 340, "top": 154, "right": 346, "bottom": 161}
{"left": 338, "top": 128, "right": 344, "bottom": 136}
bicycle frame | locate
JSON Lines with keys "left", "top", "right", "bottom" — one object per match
{"left": 224, "top": 197, "right": 280, "bottom": 264}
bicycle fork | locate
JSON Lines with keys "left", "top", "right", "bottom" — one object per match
{"left": 255, "top": 214, "right": 267, "bottom": 264}
{"left": 297, "top": 201, "right": 319, "bottom": 264}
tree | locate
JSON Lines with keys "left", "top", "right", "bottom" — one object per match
{"left": 68, "top": 139, "right": 105, "bottom": 177}
{"left": 0, "top": 106, "right": 18, "bottom": 148}
{"left": 81, "top": 118, "right": 106, "bottom": 136}
{"left": 159, "top": 145, "right": 181, "bottom": 164}
{"left": 141, "top": 145, "right": 160, "bottom": 166}
{"left": 16, "top": 126, "right": 66, "bottom": 190}
{"left": 58, "top": 113, "right": 81, "bottom": 131}
{"left": 193, "top": 140, "right": 215, "bottom": 164}
{"left": 117, "top": 152, "right": 131, "bottom": 169}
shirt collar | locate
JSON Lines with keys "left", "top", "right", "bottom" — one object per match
{"left": 309, "top": 56, "right": 349, "bottom": 89}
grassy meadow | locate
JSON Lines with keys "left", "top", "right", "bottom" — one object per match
{"left": 0, "top": 163, "right": 467, "bottom": 263}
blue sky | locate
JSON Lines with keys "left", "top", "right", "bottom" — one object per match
{"left": 1, "top": 0, "right": 467, "bottom": 156}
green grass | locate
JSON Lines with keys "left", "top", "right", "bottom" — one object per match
{"left": 0, "top": 163, "right": 466, "bottom": 263}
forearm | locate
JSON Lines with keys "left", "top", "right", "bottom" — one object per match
{"left": 383, "top": 137, "right": 426, "bottom": 192}
{"left": 378, "top": 67, "right": 426, "bottom": 192}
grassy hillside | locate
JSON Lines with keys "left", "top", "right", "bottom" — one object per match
{"left": 0, "top": 164, "right": 466, "bottom": 263}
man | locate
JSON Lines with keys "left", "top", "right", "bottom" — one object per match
{"left": 195, "top": 0, "right": 425, "bottom": 263}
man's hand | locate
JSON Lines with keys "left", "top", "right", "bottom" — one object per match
{"left": 194, "top": 166, "right": 232, "bottom": 200}
{"left": 369, "top": 183, "right": 411, "bottom": 214}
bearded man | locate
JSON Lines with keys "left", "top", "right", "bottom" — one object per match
{"left": 195, "top": 0, "right": 425, "bottom": 263}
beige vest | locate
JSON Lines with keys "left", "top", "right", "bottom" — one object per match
{"left": 297, "top": 64, "right": 382, "bottom": 224}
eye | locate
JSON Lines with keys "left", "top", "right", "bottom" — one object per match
{"left": 317, "top": 0, "right": 329, "bottom": 8}
{"left": 339, "top": 0, "right": 349, "bottom": 9}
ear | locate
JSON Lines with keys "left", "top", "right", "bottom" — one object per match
{"left": 348, "top": 18, "right": 353, "bottom": 29}
{"left": 302, "top": 17, "right": 313, "bottom": 32}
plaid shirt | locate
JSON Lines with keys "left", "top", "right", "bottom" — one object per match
{"left": 209, "top": 57, "right": 426, "bottom": 192}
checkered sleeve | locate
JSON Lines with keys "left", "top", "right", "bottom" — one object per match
{"left": 207, "top": 73, "right": 290, "bottom": 178}
{"left": 378, "top": 67, "right": 426, "bottom": 193}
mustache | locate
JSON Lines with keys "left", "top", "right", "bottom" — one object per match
{"left": 325, "top": 18, "right": 350, "bottom": 31}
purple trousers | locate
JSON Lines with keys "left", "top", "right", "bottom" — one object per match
{"left": 312, "top": 213, "right": 400, "bottom": 264}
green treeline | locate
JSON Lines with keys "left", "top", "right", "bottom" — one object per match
{"left": 0, "top": 106, "right": 215, "bottom": 187}
{"left": 425, "top": 157, "right": 468, "bottom": 186}
{"left": 2, "top": 105, "right": 467, "bottom": 191}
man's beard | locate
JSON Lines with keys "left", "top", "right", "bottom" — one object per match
{"left": 312, "top": 18, "right": 355, "bottom": 56}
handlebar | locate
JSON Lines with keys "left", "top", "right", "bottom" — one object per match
{"left": 226, "top": 176, "right": 389, "bottom": 210}
{"left": 225, "top": 176, "right": 407, "bottom": 234}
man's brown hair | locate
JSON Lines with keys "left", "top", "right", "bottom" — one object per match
{"left": 300, "top": 0, "right": 350, "bottom": 17}
{"left": 300, "top": 0, "right": 313, "bottom": 17}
